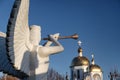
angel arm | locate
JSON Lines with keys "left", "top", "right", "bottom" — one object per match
{"left": 38, "top": 34, "right": 64, "bottom": 57}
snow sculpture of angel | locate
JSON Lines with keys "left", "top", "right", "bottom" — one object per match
{"left": 0, "top": 0, "right": 64, "bottom": 80}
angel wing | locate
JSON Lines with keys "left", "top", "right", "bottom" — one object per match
{"left": 6, "top": 0, "right": 31, "bottom": 75}
{"left": 0, "top": 32, "right": 28, "bottom": 79}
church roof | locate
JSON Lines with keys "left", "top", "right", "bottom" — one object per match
{"left": 71, "top": 56, "right": 90, "bottom": 67}
{"left": 70, "top": 42, "right": 90, "bottom": 67}
{"left": 89, "top": 64, "right": 102, "bottom": 72}
{"left": 90, "top": 54, "right": 102, "bottom": 72}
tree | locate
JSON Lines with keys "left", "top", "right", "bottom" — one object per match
{"left": 47, "top": 68, "right": 65, "bottom": 80}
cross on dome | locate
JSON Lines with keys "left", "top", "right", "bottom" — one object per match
{"left": 92, "top": 54, "right": 94, "bottom": 59}
{"left": 78, "top": 40, "right": 82, "bottom": 47}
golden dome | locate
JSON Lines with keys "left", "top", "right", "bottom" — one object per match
{"left": 71, "top": 56, "right": 90, "bottom": 67}
{"left": 90, "top": 64, "right": 102, "bottom": 72}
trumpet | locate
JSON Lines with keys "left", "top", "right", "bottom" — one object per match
{"left": 42, "top": 33, "right": 79, "bottom": 40}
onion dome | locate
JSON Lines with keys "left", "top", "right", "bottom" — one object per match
{"left": 90, "top": 64, "right": 102, "bottom": 72}
{"left": 71, "top": 56, "right": 90, "bottom": 67}
{"left": 70, "top": 41, "right": 90, "bottom": 67}
{"left": 90, "top": 54, "right": 102, "bottom": 72}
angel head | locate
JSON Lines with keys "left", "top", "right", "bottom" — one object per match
{"left": 30, "top": 25, "right": 41, "bottom": 45}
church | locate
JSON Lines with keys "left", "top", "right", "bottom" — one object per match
{"left": 69, "top": 41, "right": 103, "bottom": 80}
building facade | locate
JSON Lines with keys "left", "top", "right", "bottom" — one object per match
{"left": 70, "top": 42, "right": 103, "bottom": 80}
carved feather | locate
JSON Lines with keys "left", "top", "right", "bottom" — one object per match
{"left": 6, "top": 0, "right": 31, "bottom": 76}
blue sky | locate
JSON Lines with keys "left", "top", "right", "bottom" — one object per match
{"left": 0, "top": 0, "right": 120, "bottom": 79}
